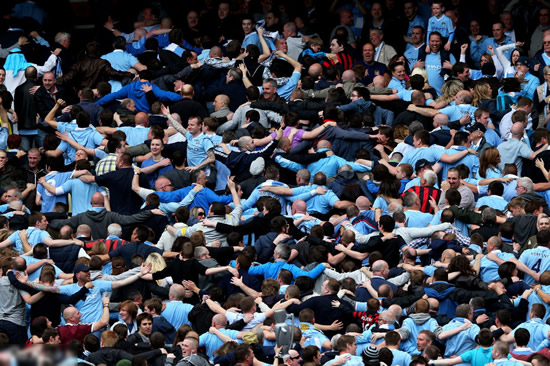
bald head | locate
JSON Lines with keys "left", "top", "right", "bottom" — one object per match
{"left": 434, "top": 113, "right": 449, "bottom": 126}
{"left": 372, "top": 75, "right": 386, "bottom": 88}
{"left": 169, "top": 284, "right": 185, "bottom": 300}
{"left": 308, "top": 63, "right": 323, "bottom": 79}
{"left": 510, "top": 122, "right": 525, "bottom": 137}
{"left": 441, "top": 249, "right": 456, "bottom": 262}
{"left": 317, "top": 140, "right": 332, "bottom": 150}
{"left": 135, "top": 112, "right": 149, "bottom": 126}
{"left": 411, "top": 90, "right": 425, "bottom": 104}
{"left": 63, "top": 306, "right": 78, "bottom": 322}
{"left": 372, "top": 260, "right": 389, "bottom": 274}
{"left": 292, "top": 200, "right": 307, "bottom": 214}
{"left": 76, "top": 224, "right": 92, "bottom": 237}
{"left": 90, "top": 193, "right": 105, "bottom": 206}
{"left": 181, "top": 84, "right": 194, "bottom": 97}
{"left": 356, "top": 196, "right": 372, "bottom": 210}
{"left": 212, "top": 314, "right": 227, "bottom": 328}
{"left": 342, "top": 70, "right": 356, "bottom": 82}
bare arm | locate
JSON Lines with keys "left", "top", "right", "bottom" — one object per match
{"left": 438, "top": 322, "right": 472, "bottom": 340}
{"left": 92, "top": 297, "right": 111, "bottom": 331}
{"left": 44, "top": 100, "right": 64, "bottom": 130}
{"left": 259, "top": 186, "right": 293, "bottom": 196}
{"left": 257, "top": 28, "right": 271, "bottom": 63}
{"left": 239, "top": 64, "right": 253, "bottom": 89}
{"left": 407, "top": 104, "right": 440, "bottom": 117}
{"left": 205, "top": 298, "right": 227, "bottom": 316}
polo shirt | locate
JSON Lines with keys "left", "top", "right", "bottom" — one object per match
{"left": 186, "top": 132, "right": 214, "bottom": 168}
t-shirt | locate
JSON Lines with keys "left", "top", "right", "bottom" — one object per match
{"left": 425, "top": 52, "right": 456, "bottom": 95}
{"left": 117, "top": 126, "right": 150, "bottom": 146}
{"left": 8, "top": 228, "right": 51, "bottom": 252}
{"left": 95, "top": 168, "right": 142, "bottom": 215}
{"left": 226, "top": 311, "right": 266, "bottom": 331}
{"left": 59, "top": 281, "right": 112, "bottom": 323}
{"left": 37, "top": 171, "right": 71, "bottom": 212}
{"left": 59, "top": 179, "right": 105, "bottom": 215}
{"left": 186, "top": 132, "right": 214, "bottom": 168}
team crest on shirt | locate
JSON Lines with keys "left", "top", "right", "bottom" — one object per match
{"left": 442, "top": 22, "right": 446, "bottom": 26}
{"left": 196, "top": 141, "right": 200, "bottom": 145}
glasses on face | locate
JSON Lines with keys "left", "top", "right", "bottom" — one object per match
{"left": 197, "top": 212, "right": 205, "bottom": 216}
{"left": 544, "top": 41, "right": 550, "bottom": 45}
{"left": 290, "top": 356, "right": 301, "bottom": 360}
{"left": 351, "top": 94, "right": 359, "bottom": 97}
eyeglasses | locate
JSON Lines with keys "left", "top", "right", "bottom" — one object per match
{"left": 544, "top": 41, "right": 550, "bottom": 45}
{"left": 197, "top": 212, "right": 205, "bottom": 216}
{"left": 290, "top": 356, "right": 301, "bottom": 360}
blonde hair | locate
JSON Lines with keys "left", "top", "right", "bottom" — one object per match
{"left": 145, "top": 252, "right": 167, "bottom": 286}
{"left": 437, "top": 80, "right": 464, "bottom": 104}
{"left": 472, "top": 82, "right": 492, "bottom": 107}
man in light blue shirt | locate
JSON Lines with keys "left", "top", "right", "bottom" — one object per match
{"left": 478, "top": 236, "right": 516, "bottom": 283}
{"left": 199, "top": 314, "right": 243, "bottom": 361}
{"left": 403, "top": 191, "right": 434, "bottom": 228}
{"left": 0, "top": 212, "right": 82, "bottom": 253}
{"left": 439, "top": 304, "right": 481, "bottom": 364}
{"left": 101, "top": 36, "right": 147, "bottom": 92}
{"left": 385, "top": 331, "right": 412, "bottom": 366}
{"left": 502, "top": 304, "right": 550, "bottom": 351}
{"left": 161, "top": 284, "right": 194, "bottom": 330}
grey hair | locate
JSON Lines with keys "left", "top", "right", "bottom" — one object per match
{"left": 107, "top": 223, "right": 122, "bottom": 237}
{"left": 423, "top": 170, "right": 437, "bottom": 185}
{"left": 194, "top": 246, "right": 209, "bottom": 258}
{"left": 274, "top": 244, "right": 291, "bottom": 260}
{"left": 54, "top": 32, "right": 71, "bottom": 44}
{"left": 517, "top": 177, "right": 534, "bottom": 192}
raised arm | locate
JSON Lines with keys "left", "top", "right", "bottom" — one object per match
{"left": 205, "top": 298, "right": 227, "bottom": 316}
{"left": 257, "top": 28, "right": 271, "bottom": 63}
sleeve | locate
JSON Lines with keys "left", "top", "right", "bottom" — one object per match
{"left": 96, "top": 84, "right": 132, "bottom": 106}
{"left": 519, "top": 143, "right": 534, "bottom": 158}
{"left": 34, "top": 54, "right": 57, "bottom": 76}
{"left": 289, "top": 263, "right": 326, "bottom": 279}
{"left": 151, "top": 85, "right": 183, "bottom": 102}
{"left": 274, "top": 155, "right": 304, "bottom": 172}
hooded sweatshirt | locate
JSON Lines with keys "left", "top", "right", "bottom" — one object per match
{"left": 398, "top": 313, "right": 441, "bottom": 355}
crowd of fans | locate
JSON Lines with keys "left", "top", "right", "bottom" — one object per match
{"left": 4, "top": 0, "right": 550, "bottom": 365}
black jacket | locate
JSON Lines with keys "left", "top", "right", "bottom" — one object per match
{"left": 14, "top": 79, "right": 39, "bottom": 130}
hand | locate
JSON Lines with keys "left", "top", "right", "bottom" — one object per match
{"left": 227, "top": 177, "right": 236, "bottom": 191}
{"left": 536, "top": 158, "right": 545, "bottom": 170}
{"left": 226, "top": 112, "right": 234, "bottom": 121}
{"left": 209, "top": 326, "right": 217, "bottom": 334}
{"left": 151, "top": 209, "right": 166, "bottom": 216}
{"left": 275, "top": 126, "right": 284, "bottom": 140}
{"left": 257, "top": 27, "right": 264, "bottom": 37}
{"left": 467, "top": 148, "right": 478, "bottom": 155}
{"left": 314, "top": 186, "right": 327, "bottom": 195}
{"left": 487, "top": 45, "right": 494, "bottom": 54}
{"left": 26, "top": 183, "right": 36, "bottom": 191}
{"left": 17, "top": 36, "right": 28, "bottom": 46}
{"left": 460, "top": 43, "right": 468, "bottom": 53}
{"left": 459, "top": 114, "right": 471, "bottom": 125}
{"left": 231, "top": 276, "right": 244, "bottom": 287}
{"left": 332, "top": 355, "right": 351, "bottom": 366}
{"left": 428, "top": 196, "right": 437, "bottom": 208}
{"left": 160, "top": 104, "right": 170, "bottom": 116}
{"left": 442, "top": 60, "right": 453, "bottom": 70}
{"left": 140, "top": 262, "right": 152, "bottom": 276}
{"left": 140, "top": 84, "right": 153, "bottom": 93}
{"left": 28, "top": 85, "right": 40, "bottom": 95}
{"left": 160, "top": 348, "right": 167, "bottom": 355}
{"left": 238, "top": 63, "right": 248, "bottom": 75}
{"left": 513, "top": 242, "right": 521, "bottom": 252}
{"left": 374, "top": 144, "right": 385, "bottom": 153}
{"left": 475, "top": 314, "right": 489, "bottom": 325}
{"left": 381, "top": 233, "right": 396, "bottom": 241}
{"left": 52, "top": 48, "right": 62, "bottom": 56}
{"left": 412, "top": 60, "right": 425, "bottom": 69}
{"left": 15, "top": 271, "right": 28, "bottom": 283}
{"left": 56, "top": 99, "right": 66, "bottom": 108}
{"left": 55, "top": 131, "right": 70, "bottom": 142}
{"left": 535, "top": 64, "right": 541, "bottom": 72}
{"left": 38, "top": 177, "right": 46, "bottom": 185}
{"left": 85, "top": 281, "right": 95, "bottom": 289}
{"left": 182, "top": 280, "right": 199, "bottom": 293}
{"left": 19, "top": 230, "right": 27, "bottom": 240}
{"left": 274, "top": 345, "right": 282, "bottom": 358}
{"left": 73, "top": 239, "right": 84, "bottom": 247}
{"left": 328, "top": 320, "right": 344, "bottom": 330}
{"left": 335, "top": 244, "right": 346, "bottom": 252}
{"left": 202, "top": 218, "right": 216, "bottom": 227}
{"left": 226, "top": 266, "right": 239, "bottom": 277}
{"left": 254, "top": 297, "right": 263, "bottom": 305}
{"left": 425, "top": 44, "right": 430, "bottom": 54}
{"left": 184, "top": 166, "right": 199, "bottom": 172}
{"left": 441, "top": 180, "right": 450, "bottom": 192}
{"left": 243, "top": 313, "right": 254, "bottom": 323}
{"left": 192, "top": 184, "right": 204, "bottom": 193}
{"left": 331, "top": 300, "right": 341, "bottom": 308}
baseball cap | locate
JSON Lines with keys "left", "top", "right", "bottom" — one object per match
{"left": 515, "top": 56, "right": 529, "bottom": 66}
{"left": 73, "top": 263, "right": 90, "bottom": 274}
{"left": 467, "top": 122, "right": 486, "bottom": 133}
{"left": 415, "top": 159, "right": 433, "bottom": 172}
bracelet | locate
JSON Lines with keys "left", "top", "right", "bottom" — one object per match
{"left": 103, "top": 304, "right": 109, "bottom": 307}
